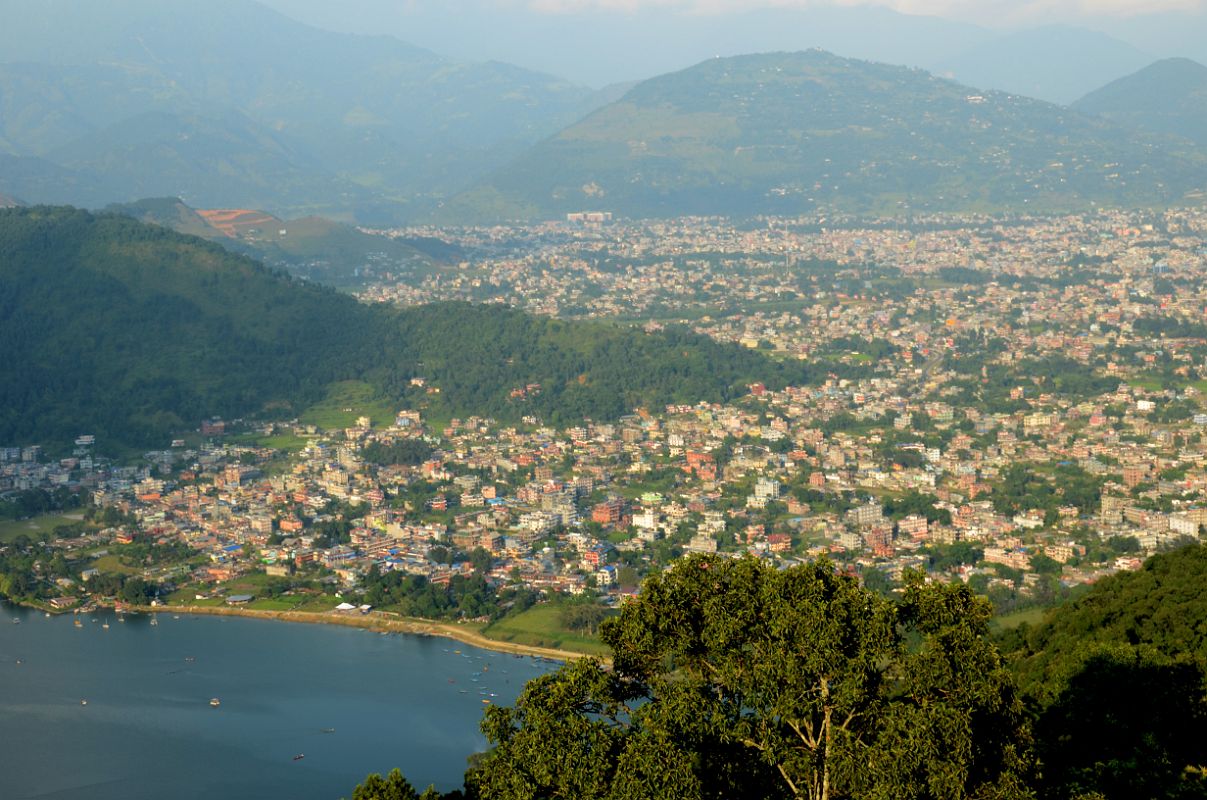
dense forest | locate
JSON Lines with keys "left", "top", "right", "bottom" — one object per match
{"left": 354, "top": 548, "right": 1207, "bottom": 800}
{"left": 0, "top": 207, "right": 805, "bottom": 450}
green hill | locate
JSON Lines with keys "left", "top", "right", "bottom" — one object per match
{"left": 443, "top": 50, "right": 1207, "bottom": 222}
{"left": 1074, "top": 58, "right": 1207, "bottom": 146}
{"left": 103, "top": 197, "right": 222, "bottom": 240}
{"left": 0, "top": 207, "right": 804, "bottom": 450}
{"left": 1000, "top": 543, "right": 1207, "bottom": 691}
{"left": 105, "top": 198, "right": 437, "bottom": 288}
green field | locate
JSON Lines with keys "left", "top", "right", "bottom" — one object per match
{"left": 482, "top": 604, "right": 611, "bottom": 657}
{"left": 991, "top": 606, "right": 1049, "bottom": 630}
{"left": 246, "top": 597, "right": 302, "bottom": 611}
{"left": 300, "top": 381, "right": 399, "bottom": 431}
{"left": 0, "top": 513, "right": 83, "bottom": 543}
{"left": 230, "top": 431, "right": 311, "bottom": 453}
{"left": 90, "top": 554, "right": 140, "bottom": 576}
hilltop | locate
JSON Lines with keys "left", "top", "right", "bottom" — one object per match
{"left": 0, "top": 207, "right": 803, "bottom": 450}
{"left": 443, "top": 51, "right": 1207, "bottom": 223}
{"left": 1074, "top": 58, "right": 1207, "bottom": 146}
{"left": 106, "top": 198, "right": 436, "bottom": 288}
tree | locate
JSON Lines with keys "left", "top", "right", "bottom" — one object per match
{"left": 466, "top": 555, "right": 1033, "bottom": 800}
{"left": 350, "top": 768, "right": 444, "bottom": 800}
{"left": 1033, "top": 647, "right": 1207, "bottom": 800}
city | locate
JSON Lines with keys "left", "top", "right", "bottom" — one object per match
{"left": 7, "top": 206, "right": 1207, "bottom": 649}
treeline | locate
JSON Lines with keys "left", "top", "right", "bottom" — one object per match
{"left": 392, "top": 302, "right": 813, "bottom": 426}
{"left": 0, "top": 207, "right": 805, "bottom": 450}
{"left": 359, "top": 561, "right": 536, "bottom": 621}
{"left": 362, "top": 439, "right": 434, "bottom": 467}
{"left": 0, "top": 487, "right": 86, "bottom": 521}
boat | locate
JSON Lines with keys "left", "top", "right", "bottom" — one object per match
{"left": 292, "top": 754, "right": 305, "bottom": 761}
{"left": 320, "top": 728, "right": 336, "bottom": 734}
{"left": 209, "top": 698, "right": 221, "bottom": 707}
{"left": 80, "top": 699, "right": 87, "bottom": 706}
{"left": 44, "top": 612, "right": 50, "bottom": 618}
{"left": 150, "top": 617, "right": 158, "bottom": 627}
{"left": 12, "top": 618, "right": 19, "bottom": 624}
{"left": 102, "top": 622, "right": 109, "bottom": 630}
{"left": 74, "top": 618, "right": 82, "bottom": 628}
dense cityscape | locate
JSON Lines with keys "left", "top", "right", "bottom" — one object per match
{"left": 7, "top": 207, "right": 1207, "bottom": 651}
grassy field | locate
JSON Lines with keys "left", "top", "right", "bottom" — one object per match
{"left": 230, "top": 431, "right": 311, "bottom": 453}
{"left": 991, "top": 606, "right": 1049, "bottom": 630}
{"left": 482, "top": 604, "right": 611, "bottom": 657}
{"left": 0, "top": 513, "right": 83, "bottom": 543}
{"left": 301, "top": 381, "right": 398, "bottom": 431}
{"left": 1130, "top": 375, "right": 1207, "bottom": 394}
{"left": 90, "top": 554, "right": 140, "bottom": 575}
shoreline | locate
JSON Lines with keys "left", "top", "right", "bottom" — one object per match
{"left": 134, "top": 604, "right": 596, "bottom": 663}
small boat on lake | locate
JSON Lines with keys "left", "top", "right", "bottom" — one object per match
{"left": 150, "top": 617, "right": 158, "bottom": 626}
{"left": 102, "top": 622, "right": 109, "bottom": 630}
{"left": 209, "top": 698, "right": 221, "bottom": 707}
{"left": 292, "top": 754, "right": 305, "bottom": 761}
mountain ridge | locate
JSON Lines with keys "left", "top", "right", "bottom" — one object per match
{"left": 1073, "top": 57, "right": 1207, "bottom": 146}
{"left": 0, "top": 0, "right": 603, "bottom": 222}
{"left": 441, "top": 50, "right": 1207, "bottom": 223}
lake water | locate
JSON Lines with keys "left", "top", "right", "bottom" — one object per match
{"left": 0, "top": 603, "right": 557, "bottom": 800}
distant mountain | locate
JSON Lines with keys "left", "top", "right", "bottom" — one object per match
{"left": 1074, "top": 59, "right": 1207, "bottom": 146}
{"left": 260, "top": 0, "right": 992, "bottom": 87}
{"left": 105, "top": 198, "right": 435, "bottom": 288}
{"left": 443, "top": 51, "right": 1207, "bottom": 223}
{"left": 0, "top": 0, "right": 602, "bottom": 222}
{"left": 935, "top": 26, "right": 1153, "bottom": 105}
{"left": 0, "top": 207, "right": 804, "bottom": 450}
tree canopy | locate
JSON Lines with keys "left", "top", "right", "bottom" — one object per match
{"left": 464, "top": 556, "right": 1032, "bottom": 800}
{"left": 354, "top": 548, "right": 1207, "bottom": 800}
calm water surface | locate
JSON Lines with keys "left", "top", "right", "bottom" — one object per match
{"left": 0, "top": 603, "right": 556, "bottom": 800}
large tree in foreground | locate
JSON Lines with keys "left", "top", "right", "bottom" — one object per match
{"left": 466, "top": 555, "right": 1033, "bottom": 800}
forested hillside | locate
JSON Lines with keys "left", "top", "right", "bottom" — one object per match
{"left": 0, "top": 207, "right": 802, "bottom": 450}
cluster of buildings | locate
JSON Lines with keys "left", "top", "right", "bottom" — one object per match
{"left": 10, "top": 207, "right": 1207, "bottom": 613}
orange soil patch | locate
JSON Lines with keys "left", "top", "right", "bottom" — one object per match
{"left": 198, "top": 208, "right": 283, "bottom": 238}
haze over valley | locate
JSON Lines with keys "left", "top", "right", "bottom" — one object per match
{"left": 7, "top": 3, "right": 1207, "bottom": 800}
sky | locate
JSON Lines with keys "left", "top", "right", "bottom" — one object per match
{"left": 264, "top": 0, "right": 1204, "bottom": 26}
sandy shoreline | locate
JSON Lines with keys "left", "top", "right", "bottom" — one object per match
{"left": 136, "top": 604, "right": 595, "bottom": 663}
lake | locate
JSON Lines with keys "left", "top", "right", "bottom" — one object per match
{"left": 0, "top": 603, "right": 557, "bottom": 800}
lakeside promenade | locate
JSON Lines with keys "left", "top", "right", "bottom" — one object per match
{"left": 141, "top": 604, "right": 594, "bottom": 662}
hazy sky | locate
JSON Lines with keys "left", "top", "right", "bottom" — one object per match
{"left": 265, "top": 0, "right": 1204, "bottom": 26}
{"left": 519, "top": 0, "right": 1200, "bottom": 17}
